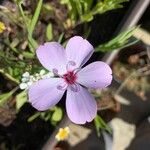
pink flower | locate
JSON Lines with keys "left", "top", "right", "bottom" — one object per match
{"left": 28, "top": 36, "right": 112, "bottom": 124}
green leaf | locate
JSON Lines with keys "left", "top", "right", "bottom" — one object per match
{"left": 27, "top": 0, "right": 43, "bottom": 51}
{"left": 69, "top": 0, "right": 78, "bottom": 21}
{"left": 46, "top": 23, "right": 53, "bottom": 41}
{"left": 94, "top": 115, "right": 112, "bottom": 137}
{"left": 81, "top": 13, "right": 93, "bottom": 22}
{"left": 58, "top": 33, "right": 64, "bottom": 43}
{"left": 0, "top": 87, "right": 18, "bottom": 106}
{"left": 75, "top": 0, "right": 83, "bottom": 16}
{"left": 28, "top": 0, "right": 43, "bottom": 52}
{"left": 28, "top": 112, "right": 40, "bottom": 122}
{"left": 16, "top": 91, "right": 27, "bottom": 111}
{"left": 80, "top": 0, "right": 129, "bottom": 24}
{"left": 22, "top": 51, "right": 35, "bottom": 58}
{"left": 39, "top": 111, "right": 51, "bottom": 122}
{"left": 16, "top": 0, "right": 39, "bottom": 51}
{"left": 17, "top": 0, "right": 29, "bottom": 28}
{"left": 28, "top": 35, "right": 39, "bottom": 50}
{"left": 96, "top": 27, "right": 139, "bottom": 52}
{"left": 0, "top": 69, "right": 19, "bottom": 84}
{"left": 0, "top": 93, "right": 13, "bottom": 106}
{"left": 43, "top": 113, "right": 51, "bottom": 121}
{"left": 28, "top": 0, "right": 43, "bottom": 36}
{"left": 10, "top": 38, "right": 19, "bottom": 48}
{"left": 43, "top": 3, "right": 53, "bottom": 12}
{"left": 92, "top": 0, "right": 129, "bottom": 15}
{"left": 81, "top": 0, "right": 93, "bottom": 12}
{"left": 60, "top": 0, "right": 70, "bottom": 5}
{"left": 51, "top": 107, "right": 63, "bottom": 122}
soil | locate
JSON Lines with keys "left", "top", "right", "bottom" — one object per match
{"left": 0, "top": 104, "right": 54, "bottom": 150}
{"left": 112, "top": 43, "right": 150, "bottom": 100}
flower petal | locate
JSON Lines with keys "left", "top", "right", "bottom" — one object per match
{"left": 66, "top": 36, "right": 94, "bottom": 69}
{"left": 28, "top": 78, "right": 66, "bottom": 111}
{"left": 66, "top": 85, "right": 97, "bottom": 124}
{"left": 77, "top": 61, "right": 112, "bottom": 89}
{"left": 36, "top": 42, "right": 67, "bottom": 75}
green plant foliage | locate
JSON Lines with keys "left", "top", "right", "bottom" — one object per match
{"left": 22, "top": 52, "right": 35, "bottom": 59}
{"left": 16, "top": 91, "right": 27, "bottom": 111}
{"left": 28, "top": 0, "right": 43, "bottom": 36}
{"left": 16, "top": 0, "right": 41, "bottom": 51}
{"left": 0, "top": 69, "right": 20, "bottom": 84}
{"left": 28, "top": 106, "right": 63, "bottom": 125}
{"left": 94, "top": 114, "right": 112, "bottom": 137}
{"left": 61, "top": 0, "right": 129, "bottom": 26}
{"left": 0, "top": 8, "right": 38, "bottom": 116}
{"left": 51, "top": 107, "right": 63, "bottom": 122}
{"left": 0, "top": 0, "right": 43, "bottom": 84}
{"left": 96, "top": 27, "right": 139, "bottom": 52}
{"left": 0, "top": 87, "right": 18, "bottom": 106}
{"left": 28, "top": 112, "right": 41, "bottom": 122}
{"left": 46, "top": 23, "right": 53, "bottom": 41}
{"left": 58, "top": 33, "right": 65, "bottom": 44}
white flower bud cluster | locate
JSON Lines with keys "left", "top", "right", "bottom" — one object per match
{"left": 19, "top": 70, "right": 54, "bottom": 90}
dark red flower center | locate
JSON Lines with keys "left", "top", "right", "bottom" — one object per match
{"left": 63, "top": 71, "right": 77, "bottom": 85}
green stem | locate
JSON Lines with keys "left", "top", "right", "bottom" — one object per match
{"left": 0, "top": 69, "right": 19, "bottom": 84}
{"left": 17, "top": 1, "right": 29, "bottom": 30}
{"left": 0, "top": 86, "right": 19, "bottom": 106}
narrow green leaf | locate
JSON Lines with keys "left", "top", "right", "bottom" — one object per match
{"left": 10, "top": 38, "right": 19, "bottom": 48}
{"left": 16, "top": 91, "right": 27, "bottom": 111}
{"left": 81, "top": 0, "right": 93, "bottom": 12}
{"left": 17, "top": 0, "right": 29, "bottom": 29}
{"left": 58, "top": 33, "right": 64, "bottom": 43}
{"left": 22, "top": 51, "right": 35, "bottom": 58}
{"left": 28, "top": 35, "right": 38, "bottom": 50}
{"left": 46, "top": 23, "right": 53, "bottom": 41}
{"left": 81, "top": 13, "right": 93, "bottom": 22}
{"left": 0, "top": 93, "right": 13, "bottom": 106}
{"left": 95, "top": 27, "right": 138, "bottom": 52}
{"left": 44, "top": 113, "right": 51, "bottom": 121}
{"left": 28, "top": 0, "right": 43, "bottom": 36}
{"left": 0, "top": 87, "right": 18, "bottom": 106}
{"left": 0, "top": 69, "right": 19, "bottom": 84}
{"left": 94, "top": 115, "right": 112, "bottom": 137}
{"left": 75, "top": 0, "right": 83, "bottom": 16}
{"left": 28, "top": 112, "right": 40, "bottom": 122}
{"left": 69, "top": 0, "right": 78, "bottom": 20}
{"left": 51, "top": 107, "right": 63, "bottom": 122}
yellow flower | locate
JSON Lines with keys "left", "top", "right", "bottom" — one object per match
{"left": 55, "top": 127, "right": 70, "bottom": 141}
{"left": 0, "top": 21, "right": 6, "bottom": 33}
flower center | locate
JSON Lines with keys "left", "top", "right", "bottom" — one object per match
{"left": 63, "top": 71, "right": 77, "bottom": 85}
{"left": 52, "top": 61, "right": 80, "bottom": 92}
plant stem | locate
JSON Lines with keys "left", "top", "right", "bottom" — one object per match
{"left": 17, "top": 1, "right": 29, "bottom": 29}
{"left": 0, "top": 69, "right": 19, "bottom": 84}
